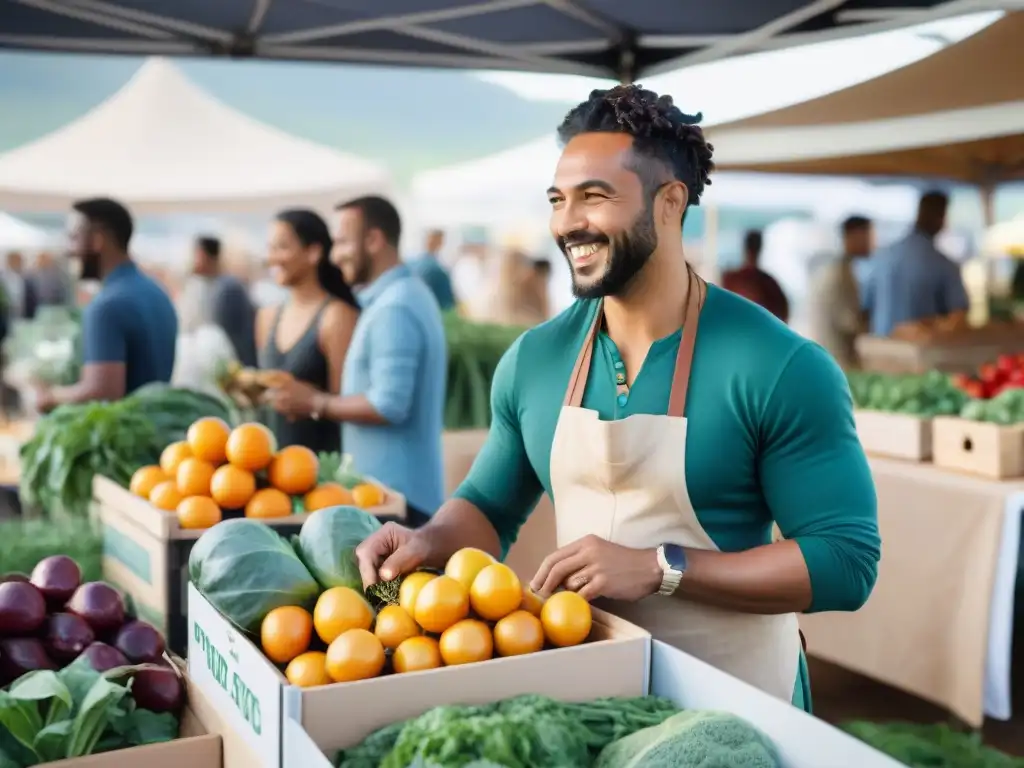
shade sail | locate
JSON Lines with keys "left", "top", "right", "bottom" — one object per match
{"left": 0, "top": 58, "right": 392, "bottom": 214}
{"left": 707, "top": 12, "right": 1024, "bottom": 182}
{"left": 0, "top": 0, "right": 966, "bottom": 81}
{"left": 0, "top": 212, "right": 53, "bottom": 249}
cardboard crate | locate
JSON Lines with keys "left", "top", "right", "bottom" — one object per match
{"left": 932, "top": 417, "right": 1024, "bottom": 479}
{"left": 45, "top": 672, "right": 223, "bottom": 768}
{"left": 97, "top": 476, "right": 405, "bottom": 657}
{"left": 282, "top": 639, "right": 902, "bottom": 768}
{"left": 854, "top": 410, "right": 933, "bottom": 461}
{"left": 187, "top": 583, "right": 649, "bottom": 768}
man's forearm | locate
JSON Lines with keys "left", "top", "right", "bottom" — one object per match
{"left": 321, "top": 394, "right": 390, "bottom": 425}
{"left": 51, "top": 380, "right": 106, "bottom": 406}
{"left": 674, "top": 540, "right": 812, "bottom": 614}
{"left": 418, "top": 499, "right": 503, "bottom": 568}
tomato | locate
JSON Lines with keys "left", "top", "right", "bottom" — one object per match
{"left": 519, "top": 588, "right": 545, "bottom": 618}
{"left": 285, "top": 651, "right": 332, "bottom": 688}
{"left": 398, "top": 572, "right": 437, "bottom": 616}
{"left": 493, "top": 610, "right": 545, "bottom": 657}
{"left": 997, "top": 354, "right": 1017, "bottom": 373}
{"left": 439, "top": 619, "right": 493, "bottom": 666}
{"left": 444, "top": 548, "right": 496, "bottom": 591}
{"left": 951, "top": 373, "right": 972, "bottom": 390}
{"left": 393, "top": 636, "right": 443, "bottom": 674}
{"left": 373, "top": 605, "right": 420, "bottom": 650}
{"left": 314, "top": 587, "right": 374, "bottom": 644}
{"left": 979, "top": 363, "right": 1001, "bottom": 384}
{"left": 964, "top": 381, "right": 986, "bottom": 399}
{"left": 469, "top": 563, "right": 522, "bottom": 621}
{"left": 414, "top": 575, "right": 470, "bottom": 634}
{"left": 540, "top": 591, "right": 593, "bottom": 648}
{"left": 261, "top": 606, "right": 313, "bottom": 664}
{"left": 325, "top": 629, "right": 386, "bottom": 682}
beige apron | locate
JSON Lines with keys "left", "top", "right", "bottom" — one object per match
{"left": 548, "top": 268, "right": 802, "bottom": 702}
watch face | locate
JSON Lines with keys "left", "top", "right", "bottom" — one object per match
{"left": 663, "top": 543, "right": 687, "bottom": 572}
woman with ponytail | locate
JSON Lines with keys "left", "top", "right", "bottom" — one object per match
{"left": 256, "top": 209, "right": 359, "bottom": 453}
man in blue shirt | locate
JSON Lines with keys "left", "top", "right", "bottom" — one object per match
{"left": 407, "top": 229, "right": 456, "bottom": 311}
{"left": 862, "top": 190, "right": 968, "bottom": 336}
{"left": 267, "top": 196, "right": 447, "bottom": 525}
{"left": 36, "top": 198, "right": 177, "bottom": 412}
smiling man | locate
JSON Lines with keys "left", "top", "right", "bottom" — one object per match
{"left": 354, "top": 85, "right": 880, "bottom": 710}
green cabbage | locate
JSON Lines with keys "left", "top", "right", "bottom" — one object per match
{"left": 189, "top": 519, "right": 320, "bottom": 632}
{"left": 296, "top": 506, "right": 383, "bottom": 591}
{"left": 594, "top": 710, "right": 781, "bottom": 768}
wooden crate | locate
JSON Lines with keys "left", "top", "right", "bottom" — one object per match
{"left": 95, "top": 475, "right": 405, "bottom": 656}
{"left": 931, "top": 417, "right": 1024, "bottom": 479}
{"left": 854, "top": 410, "right": 933, "bottom": 461}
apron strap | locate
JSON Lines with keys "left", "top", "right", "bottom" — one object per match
{"left": 562, "top": 267, "right": 707, "bottom": 413}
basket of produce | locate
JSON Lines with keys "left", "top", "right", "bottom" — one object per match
{"left": 933, "top": 387, "right": 1024, "bottom": 479}
{"left": 846, "top": 370, "right": 967, "bottom": 461}
{"left": 0, "top": 555, "right": 221, "bottom": 768}
{"left": 187, "top": 512, "right": 649, "bottom": 767}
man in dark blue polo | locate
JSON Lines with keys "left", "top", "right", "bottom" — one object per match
{"left": 35, "top": 198, "right": 177, "bottom": 412}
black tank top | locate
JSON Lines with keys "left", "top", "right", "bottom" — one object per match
{"left": 259, "top": 301, "right": 341, "bottom": 454}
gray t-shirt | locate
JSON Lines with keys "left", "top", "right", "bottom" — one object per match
{"left": 210, "top": 275, "right": 258, "bottom": 367}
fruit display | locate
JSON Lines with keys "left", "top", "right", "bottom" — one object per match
{"left": 950, "top": 354, "right": 1024, "bottom": 400}
{"left": 846, "top": 370, "right": 968, "bottom": 417}
{"left": 958, "top": 387, "right": 1024, "bottom": 425}
{"left": 334, "top": 693, "right": 781, "bottom": 768}
{"left": 19, "top": 384, "right": 233, "bottom": 519}
{"left": 0, "top": 555, "right": 171, "bottom": 686}
{"left": 128, "top": 416, "right": 391, "bottom": 531}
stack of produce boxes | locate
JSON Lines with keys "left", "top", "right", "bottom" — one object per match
{"left": 99, "top": 417, "right": 404, "bottom": 657}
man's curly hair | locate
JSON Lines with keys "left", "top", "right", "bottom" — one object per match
{"left": 556, "top": 84, "right": 715, "bottom": 207}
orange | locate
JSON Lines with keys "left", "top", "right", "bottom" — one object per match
{"left": 303, "top": 483, "right": 353, "bottom": 512}
{"left": 245, "top": 487, "right": 293, "bottom": 519}
{"left": 149, "top": 480, "right": 183, "bottom": 511}
{"left": 469, "top": 563, "right": 522, "bottom": 622}
{"left": 210, "top": 464, "right": 257, "bottom": 509}
{"left": 186, "top": 417, "right": 231, "bottom": 464}
{"left": 519, "top": 588, "right": 545, "bottom": 618}
{"left": 268, "top": 445, "right": 320, "bottom": 495}
{"left": 325, "top": 629, "right": 385, "bottom": 683}
{"left": 540, "top": 591, "right": 592, "bottom": 648}
{"left": 285, "top": 651, "right": 332, "bottom": 688}
{"left": 444, "top": 548, "right": 496, "bottom": 592}
{"left": 414, "top": 575, "right": 469, "bottom": 634}
{"left": 439, "top": 619, "right": 493, "bottom": 666}
{"left": 398, "top": 572, "right": 437, "bottom": 617}
{"left": 493, "top": 610, "right": 545, "bottom": 657}
{"left": 176, "top": 457, "right": 216, "bottom": 497}
{"left": 314, "top": 587, "right": 375, "bottom": 644}
{"left": 261, "top": 606, "right": 313, "bottom": 664}
{"left": 373, "top": 605, "right": 420, "bottom": 650}
{"left": 392, "top": 636, "right": 442, "bottom": 674}
{"left": 225, "top": 423, "right": 276, "bottom": 472}
{"left": 159, "top": 441, "right": 192, "bottom": 476}
{"left": 176, "top": 496, "right": 222, "bottom": 530}
{"left": 129, "top": 465, "right": 168, "bottom": 499}
{"left": 351, "top": 483, "right": 385, "bottom": 509}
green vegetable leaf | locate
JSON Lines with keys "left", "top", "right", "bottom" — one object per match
{"left": 0, "top": 691, "right": 42, "bottom": 757}
{"left": 58, "top": 657, "right": 102, "bottom": 712}
{"left": 32, "top": 721, "right": 73, "bottom": 763}
{"left": 65, "top": 676, "right": 130, "bottom": 758}
{"left": 122, "top": 710, "right": 179, "bottom": 747}
{"left": 8, "top": 671, "right": 72, "bottom": 727}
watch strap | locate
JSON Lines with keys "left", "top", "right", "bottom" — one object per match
{"left": 656, "top": 545, "right": 683, "bottom": 596}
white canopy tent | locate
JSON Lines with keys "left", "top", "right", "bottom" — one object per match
{"left": 0, "top": 212, "right": 54, "bottom": 250}
{"left": 0, "top": 58, "right": 393, "bottom": 215}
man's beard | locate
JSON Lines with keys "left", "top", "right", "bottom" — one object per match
{"left": 349, "top": 250, "right": 373, "bottom": 287}
{"left": 79, "top": 253, "right": 102, "bottom": 281}
{"left": 561, "top": 203, "right": 658, "bottom": 300}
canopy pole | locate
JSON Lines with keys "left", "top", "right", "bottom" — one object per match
{"left": 979, "top": 183, "right": 996, "bottom": 325}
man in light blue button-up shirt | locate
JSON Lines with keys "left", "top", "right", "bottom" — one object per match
{"left": 265, "top": 196, "right": 447, "bottom": 524}
{"left": 862, "top": 191, "right": 968, "bottom": 337}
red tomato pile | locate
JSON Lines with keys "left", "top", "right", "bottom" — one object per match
{"left": 952, "top": 354, "right": 1024, "bottom": 399}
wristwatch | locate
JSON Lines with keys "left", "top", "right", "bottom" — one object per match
{"left": 656, "top": 544, "right": 687, "bottom": 596}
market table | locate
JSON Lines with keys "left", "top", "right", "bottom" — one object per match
{"left": 799, "top": 457, "right": 1022, "bottom": 728}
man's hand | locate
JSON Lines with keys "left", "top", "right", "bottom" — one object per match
{"left": 33, "top": 385, "right": 57, "bottom": 414}
{"left": 265, "top": 379, "right": 320, "bottom": 419}
{"left": 355, "top": 522, "right": 442, "bottom": 588}
{"left": 530, "top": 535, "right": 663, "bottom": 602}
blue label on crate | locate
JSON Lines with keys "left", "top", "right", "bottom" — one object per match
{"left": 103, "top": 524, "right": 153, "bottom": 583}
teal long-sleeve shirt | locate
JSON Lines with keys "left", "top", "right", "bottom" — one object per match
{"left": 454, "top": 284, "right": 880, "bottom": 615}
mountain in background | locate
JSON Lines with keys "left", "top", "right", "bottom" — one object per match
{"left": 0, "top": 51, "right": 577, "bottom": 179}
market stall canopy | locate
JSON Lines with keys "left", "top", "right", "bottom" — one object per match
{"left": 707, "top": 11, "right": 1024, "bottom": 183}
{"left": 0, "top": 0, "right": 974, "bottom": 81}
{"left": 0, "top": 58, "right": 392, "bottom": 214}
{"left": 0, "top": 212, "right": 53, "bottom": 249}
{"left": 984, "top": 214, "right": 1024, "bottom": 256}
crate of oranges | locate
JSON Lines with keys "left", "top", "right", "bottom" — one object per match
{"left": 186, "top": 549, "right": 649, "bottom": 768}
{"left": 95, "top": 417, "right": 406, "bottom": 658}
